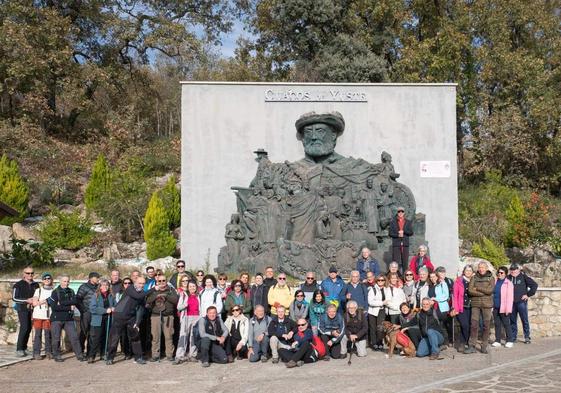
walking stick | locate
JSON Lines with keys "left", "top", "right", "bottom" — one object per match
{"left": 104, "top": 313, "right": 111, "bottom": 360}
{"left": 347, "top": 341, "right": 355, "bottom": 366}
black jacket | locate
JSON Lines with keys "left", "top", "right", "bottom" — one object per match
{"left": 344, "top": 311, "right": 368, "bottom": 340}
{"left": 12, "top": 279, "right": 39, "bottom": 311}
{"left": 389, "top": 217, "right": 414, "bottom": 247}
{"left": 113, "top": 285, "right": 146, "bottom": 323}
{"left": 76, "top": 281, "right": 98, "bottom": 314}
{"left": 145, "top": 286, "right": 179, "bottom": 316}
{"left": 418, "top": 308, "right": 443, "bottom": 337}
{"left": 111, "top": 280, "right": 123, "bottom": 296}
{"left": 48, "top": 286, "right": 77, "bottom": 322}
{"left": 267, "top": 317, "right": 296, "bottom": 345}
{"left": 508, "top": 273, "right": 538, "bottom": 302}
{"left": 250, "top": 284, "right": 269, "bottom": 313}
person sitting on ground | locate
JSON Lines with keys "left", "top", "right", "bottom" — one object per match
{"left": 409, "top": 245, "right": 434, "bottom": 281}
{"left": 224, "top": 305, "right": 249, "bottom": 361}
{"left": 197, "top": 306, "right": 229, "bottom": 367}
{"left": 398, "top": 302, "right": 421, "bottom": 348}
{"left": 278, "top": 318, "right": 318, "bottom": 368}
{"left": 31, "top": 272, "right": 54, "bottom": 360}
{"left": 267, "top": 273, "right": 293, "bottom": 316}
{"left": 299, "top": 271, "right": 319, "bottom": 303}
{"left": 250, "top": 273, "right": 270, "bottom": 314}
{"left": 386, "top": 262, "right": 404, "bottom": 285}
{"left": 309, "top": 290, "right": 327, "bottom": 336}
{"left": 416, "top": 297, "right": 444, "bottom": 360}
{"left": 403, "top": 270, "right": 416, "bottom": 308}
{"left": 343, "top": 300, "right": 368, "bottom": 357}
{"left": 451, "top": 265, "right": 474, "bottom": 352}
{"left": 88, "top": 278, "right": 115, "bottom": 363}
{"left": 289, "top": 290, "right": 309, "bottom": 322}
{"left": 386, "top": 273, "right": 408, "bottom": 324}
{"left": 339, "top": 270, "right": 369, "bottom": 311}
{"left": 356, "top": 247, "right": 381, "bottom": 281}
{"left": 145, "top": 274, "right": 179, "bottom": 362}
{"left": 267, "top": 305, "right": 296, "bottom": 364}
{"left": 225, "top": 279, "right": 252, "bottom": 317}
{"left": 47, "top": 275, "right": 85, "bottom": 362}
{"left": 319, "top": 304, "right": 347, "bottom": 360}
{"left": 464, "top": 262, "right": 495, "bottom": 354}
{"left": 491, "top": 266, "right": 515, "bottom": 349}
{"left": 199, "top": 274, "right": 223, "bottom": 317}
{"left": 247, "top": 305, "right": 271, "bottom": 363}
{"left": 320, "top": 266, "right": 345, "bottom": 311}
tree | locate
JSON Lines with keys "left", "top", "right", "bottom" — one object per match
{"left": 85, "top": 154, "right": 112, "bottom": 212}
{"left": 159, "top": 175, "right": 181, "bottom": 229}
{"left": 144, "top": 192, "right": 176, "bottom": 260}
{"left": 0, "top": 154, "right": 29, "bottom": 224}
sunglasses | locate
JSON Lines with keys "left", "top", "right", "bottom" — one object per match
{"left": 297, "top": 323, "right": 307, "bottom": 327}
{"left": 218, "top": 278, "right": 226, "bottom": 281}
{"left": 398, "top": 210, "right": 404, "bottom": 213}
{"left": 177, "top": 265, "right": 185, "bottom": 268}
{"left": 296, "top": 294, "right": 304, "bottom": 297}
{"left": 306, "top": 277, "right": 314, "bottom": 280}
{"left": 377, "top": 279, "right": 386, "bottom": 282}
{"left": 405, "top": 274, "right": 414, "bottom": 277}
{"left": 25, "top": 272, "right": 34, "bottom": 275}
{"left": 232, "top": 308, "right": 241, "bottom": 312}
{"left": 157, "top": 279, "right": 167, "bottom": 283}
{"left": 123, "top": 282, "right": 132, "bottom": 285}
{"left": 278, "top": 277, "right": 286, "bottom": 281}
{"left": 498, "top": 271, "right": 506, "bottom": 275}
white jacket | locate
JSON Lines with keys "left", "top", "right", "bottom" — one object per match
{"left": 199, "top": 288, "right": 223, "bottom": 317}
{"left": 367, "top": 285, "right": 389, "bottom": 316}
{"left": 385, "top": 286, "right": 407, "bottom": 316}
{"left": 224, "top": 314, "right": 249, "bottom": 345}
{"left": 32, "top": 286, "right": 53, "bottom": 320}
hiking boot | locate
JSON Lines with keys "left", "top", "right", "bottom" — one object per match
{"left": 285, "top": 360, "right": 297, "bottom": 368}
{"left": 172, "top": 358, "right": 183, "bottom": 365}
{"left": 429, "top": 353, "right": 444, "bottom": 360}
{"left": 524, "top": 338, "right": 531, "bottom": 344}
{"left": 76, "top": 355, "right": 86, "bottom": 362}
{"left": 296, "top": 360, "right": 304, "bottom": 367}
{"left": 149, "top": 357, "right": 160, "bottom": 362}
{"left": 491, "top": 342, "right": 502, "bottom": 347}
{"left": 463, "top": 346, "right": 476, "bottom": 354}
{"left": 260, "top": 355, "right": 269, "bottom": 363}
{"left": 15, "top": 350, "right": 26, "bottom": 357}
{"left": 339, "top": 353, "right": 347, "bottom": 359}
{"left": 480, "top": 346, "right": 488, "bottom": 354}
{"left": 54, "top": 356, "right": 64, "bottom": 362}
{"left": 201, "top": 362, "right": 210, "bottom": 368}
{"left": 134, "top": 358, "right": 146, "bottom": 365}
{"left": 46, "top": 353, "right": 53, "bottom": 360}
{"left": 124, "top": 355, "right": 133, "bottom": 360}
{"left": 166, "top": 357, "right": 175, "bottom": 362}
{"left": 323, "top": 356, "right": 331, "bottom": 361}
{"left": 87, "top": 358, "right": 95, "bottom": 364}
{"left": 33, "top": 354, "right": 43, "bottom": 361}
{"left": 105, "top": 359, "right": 114, "bottom": 365}
{"left": 505, "top": 342, "right": 514, "bottom": 348}
{"left": 272, "top": 357, "right": 279, "bottom": 364}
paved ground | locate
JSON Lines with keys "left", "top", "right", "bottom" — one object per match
{"left": 1, "top": 338, "right": 560, "bottom": 392}
{"left": 0, "top": 345, "right": 32, "bottom": 368}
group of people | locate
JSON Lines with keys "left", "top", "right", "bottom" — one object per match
{"left": 11, "top": 246, "right": 538, "bottom": 368}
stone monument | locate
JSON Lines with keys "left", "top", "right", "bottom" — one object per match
{"left": 217, "top": 111, "right": 426, "bottom": 278}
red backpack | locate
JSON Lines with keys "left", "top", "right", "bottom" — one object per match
{"left": 311, "top": 335, "right": 326, "bottom": 358}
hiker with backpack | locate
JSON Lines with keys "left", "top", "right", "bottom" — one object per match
{"left": 247, "top": 305, "right": 271, "bottom": 362}
{"left": 267, "top": 273, "right": 293, "bottom": 316}
{"left": 31, "top": 272, "right": 54, "bottom": 360}
{"left": 199, "top": 274, "right": 223, "bottom": 317}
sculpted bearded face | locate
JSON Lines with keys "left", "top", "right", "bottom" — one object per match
{"left": 301, "top": 123, "right": 337, "bottom": 158}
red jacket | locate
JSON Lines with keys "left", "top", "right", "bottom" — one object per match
{"left": 408, "top": 256, "right": 434, "bottom": 280}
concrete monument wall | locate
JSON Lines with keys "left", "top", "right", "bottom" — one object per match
{"left": 181, "top": 82, "right": 459, "bottom": 273}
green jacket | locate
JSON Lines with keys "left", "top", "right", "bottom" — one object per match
{"left": 468, "top": 271, "right": 495, "bottom": 308}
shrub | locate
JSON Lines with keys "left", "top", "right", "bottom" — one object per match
{"left": 0, "top": 238, "right": 55, "bottom": 269}
{"left": 38, "top": 208, "right": 94, "bottom": 250}
{"left": 85, "top": 154, "right": 112, "bottom": 212}
{"left": 159, "top": 175, "right": 180, "bottom": 229}
{"left": 144, "top": 192, "right": 176, "bottom": 260}
{"left": 472, "top": 237, "right": 509, "bottom": 268}
{"left": 0, "top": 154, "right": 29, "bottom": 224}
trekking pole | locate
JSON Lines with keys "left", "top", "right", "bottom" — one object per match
{"left": 347, "top": 341, "right": 355, "bottom": 366}
{"left": 159, "top": 310, "right": 163, "bottom": 362}
{"left": 104, "top": 313, "right": 111, "bottom": 360}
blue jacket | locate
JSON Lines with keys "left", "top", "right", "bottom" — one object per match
{"left": 356, "top": 257, "right": 381, "bottom": 280}
{"left": 339, "top": 282, "right": 369, "bottom": 310}
{"left": 89, "top": 293, "right": 116, "bottom": 327}
{"left": 320, "top": 276, "right": 345, "bottom": 305}
{"left": 434, "top": 282, "right": 450, "bottom": 313}
{"left": 319, "top": 313, "right": 345, "bottom": 344}
{"left": 309, "top": 302, "right": 327, "bottom": 330}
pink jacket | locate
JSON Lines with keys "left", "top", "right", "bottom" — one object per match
{"left": 496, "top": 278, "right": 514, "bottom": 314}
{"left": 452, "top": 276, "right": 467, "bottom": 313}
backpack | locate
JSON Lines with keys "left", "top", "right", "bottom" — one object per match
{"left": 311, "top": 335, "right": 326, "bottom": 359}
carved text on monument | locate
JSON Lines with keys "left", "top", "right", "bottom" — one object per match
{"left": 264, "top": 89, "right": 367, "bottom": 102}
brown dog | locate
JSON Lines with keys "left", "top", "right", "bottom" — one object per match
{"left": 380, "top": 321, "right": 416, "bottom": 358}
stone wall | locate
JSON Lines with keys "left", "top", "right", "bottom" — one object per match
{"left": 527, "top": 288, "right": 561, "bottom": 338}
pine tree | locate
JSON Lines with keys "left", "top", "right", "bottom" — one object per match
{"left": 159, "top": 175, "right": 180, "bottom": 229}
{"left": 85, "top": 154, "right": 112, "bottom": 212}
{"left": 0, "top": 154, "right": 29, "bottom": 225}
{"left": 144, "top": 192, "right": 176, "bottom": 260}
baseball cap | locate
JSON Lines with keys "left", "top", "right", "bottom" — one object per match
{"left": 329, "top": 266, "right": 338, "bottom": 273}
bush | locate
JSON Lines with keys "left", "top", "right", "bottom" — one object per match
{"left": 0, "top": 154, "right": 29, "bottom": 224}
{"left": 472, "top": 237, "right": 509, "bottom": 268}
{"left": 38, "top": 208, "right": 94, "bottom": 250}
{"left": 85, "top": 154, "right": 112, "bottom": 212}
{"left": 0, "top": 238, "right": 55, "bottom": 269}
{"left": 144, "top": 192, "right": 176, "bottom": 260}
{"left": 159, "top": 175, "right": 180, "bottom": 229}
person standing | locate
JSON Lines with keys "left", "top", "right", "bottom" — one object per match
{"left": 508, "top": 263, "right": 538, "bottom": 344}
{"left": 224, "top": 279, "right": 252, "bottom": 317}
{"left": 267, "top": 273, "right": 293, "bottom": 316}
{"left": 367, "top": 275, "right": 389, "bottom": 351}
{"left": 309, "top": 290, "right": 327, "bottom": 336}
{"left": 145, "top": 275, "right": 179, "bottom": 362}
{"left": 174, "top": 278, "right": 200, "bottom": 364}
{"left": 169, "top": 260, "right": 191, "bottom": 289}
{"left": 88, "top": 279, "right": 115, "bottom": 363}
{"left": 491, "top": 266, "right": 515, "bottom": 348}
{"left": 263, "top": 267, "right": 277, "bottom": 290}
{"left": 31, "top": 272, "right": 54, "bottom": 360}
{"left": 339, "top": 270, "right": 369, "bottom": 311}
{"left": 355, "top": 247, "right": 381, "bottom": 281}
{"left": 250, "top": 273, "right": 270, "bottom": 314}
{"left": 289, "top": 290, "right": 309, "bottom": 322}
{"left": 76, "top": 272, "right": 100, "bottom": 354}
{"left": 409, "top": 245, "right": 434, "bottom": 281}
{"left": 199, "top": 274, "right": 223, "bottom": 317}
{"left": 451, "top": 265, "right": 474, "bottom": 352}
{"left": 47, "top": 275, "right": 84, "bottom": 362}
{"left": 299, "top": 271, "right": 319, "bottom": 303}
{"left": 320, "top": 267, "right": 345, "bottom": 312}
{"left": 464, "top": 262, "right": 495, "bottom": 354}
{"left": 105, "top": 276, "right": 147, "bottom": 365}
{"left": 12, "top": 266, "right": 40, "bottom": 357}
{"left": 110, "top": 270, "right": 123, "bottom": 296}
{"left": 389, "top": 207, "right": 414, "bottom": 272}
